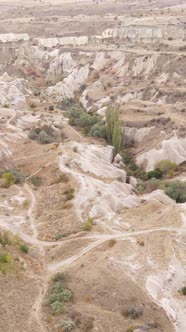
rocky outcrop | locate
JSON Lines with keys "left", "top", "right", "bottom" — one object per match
{"left": 137, "top": 135, "right": 186, "bottom": 171}
{"left": 46, "top": 52, "right": 75, "bottom": 84}
{"left": 47, "top": 64, "right": 89, "bottom": 100}
{"left": 35, "top": 36, "right": 88, "bottom": 48}
{"left": 101, "top": 24, "right": 185, "bottom": 42}
{"left": 59, "top": 142, "right": 139, "bottom": 220}
{"left": 0, "top": 73, "right": 31, "bottom": 108}
{"left": 0, "top": 33, "right": 30, "bottom": 43}
{"left": 0, "top": 142, "right": 14, "bottom": 171}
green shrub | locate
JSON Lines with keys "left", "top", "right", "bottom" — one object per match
{"left": 47, "top": 288, "right": 72, "bottom": 304}
{"left": 51, "top": 301, "right": 64, "bottom": 314}
{"left": 20, "top": 244, "right": 29, "bottom": 253}
{"left": 47, "top": 293, "right": 62, "bottom": 305}
{"left": 127, "top": 163, "right": 147, "bottom": 181}
{"left": 62, "top": 98, "right": 76, "bottom": 109}
{"left": 0, "top": 232, "right": 11, "bottom": 247}
{"left": 81, "top": 217, "right": 94, "bottom": 231}
{"left": 64, "top": 188, "right": 74, "bottom": 201}
{"left": 28, "top": 128, "right": 54, "bottom": 144}
{"left": 163, "top": 181, "right": 186, "bottom": 203}
{"left": 48, "top": 105, "right": 54, "bottom": 111}
{"left": 147, "top": 168, "right": 163, "bottom": 180}
{"left": 143, "top": 178, "right": 160, "bottom": 193}
{"left": 126, "top": 326, "right": 136, "bottom": 332}
{"left": 28, "top": 130, "right": 39, "bottom": 140}
{"left": 59, "top": 319, "right": 75, "bottom": 331}
{"left": 2, "top": 172, "right": 16, "bottom": 187}
{"left": 52, "top": 283, "right": 65, "bottom": 294}
{"left": 121, "top": 152, "right": 147, "bottom": 181}
{"left": 30, "top": 176, "right": 42, "bottom": 187}
{"left": 38, "top": 130, "right": 53, "bottom": 144}
{"left": 53, "top": 272, "right": 65, "bottom": 282}
{"left": 121, "top": 151, "right": 131, "bottom": 165}
{"left": 156, "top": 160, "right": 177, "bottom": 175}
{"left": 11, "top": 169, "right": 26, "bottom": 183}
{"left": 82, "top": 127, "right": 90, "bottom": 136}
{"left": 56, "top": 174, "right": 68, "bottom": 183}
{"left": 33, "top": 128, "right": 41, "bottom": 134}
{"left": 108, "top": 239, "right": 116, "bottom": 247}
{"left": 45, "top": 273, "right": 73, "bottom": 317}
{"left": 30, "top": 102, "right": 36, "bottom": 108}
{"left": 0, "top": 253, "right": 12, "bottom": 263}
{"left": 0, "top": 253, "right": 14, "bottom": 274}
{"left": 68, "top": 104, "right": 99, "bottom": 129}
{"left": 70, "top": 104, "right": 85, "bottom": 118}
{"left": 55, "top": 233, "right": 64, "bottom": 241}
{"left": 23, "top": 200, "right": 30, "bottom": 208}
{"left": 90, "top": 123, "right": 107, "bottom": 139}
{"left": 59, "top": 289, "right": 72, "bottom": 302}
{"left": 136, "top": 183, "right": 145, "bottom": 193}
{"left": 181, "top": 286, "right": 186, "bottom": 295}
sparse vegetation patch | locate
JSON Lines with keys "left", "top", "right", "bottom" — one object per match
{"left": 44, "top": 273, "right": 74, "bottom": 328}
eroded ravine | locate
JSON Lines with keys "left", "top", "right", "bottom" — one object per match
{"left": 1, "top": 119, "right": 185, "bottom": 330}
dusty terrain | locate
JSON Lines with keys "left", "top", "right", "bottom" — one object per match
{"left": 0, "top": 1, "right": 186, "bottom": 332}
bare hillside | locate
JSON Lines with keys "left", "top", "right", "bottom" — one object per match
{"left": 0, "top": 1, "right": 186, "bottom": 332}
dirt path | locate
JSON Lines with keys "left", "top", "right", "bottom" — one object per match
{"left": 0, "top": 111, "right": 185, "bottom": 331}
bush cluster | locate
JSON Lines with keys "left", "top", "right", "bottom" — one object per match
{"left": 121, "top": 151, "right": 147, "bottom": 181}
{"left": 69, "top": 104, "right": 99, "bottom": 129}
{"left": 147, "top": 168, "right": 163, "bottom": 180}
{"left": 121, "top": 152, "right": 181, "bottom": 197}
{"left": 68, "top": 104, "right": 124, "bottom": 154}
{"left": 163, "top": 181, "right": 186, "bottom": 203}
{"left": 28, "top": 128, "right": 55, "bottom": 144}
{"left": 90, "top": 123, "right": 107, "bottom": 139}
{"left": 59, "top": 319, "right": 75, "bottom": 332}
{"left": 45, "top": 273, "right": 73, "bottom": 316}
{"left": 0, "top": 169, "right": 26, "bottom": 188}
{"left": 156, "top": 160, "right": 177, "bottom": 177}
{"left": 59, "top": 98, "right": 77, "bottom": 110}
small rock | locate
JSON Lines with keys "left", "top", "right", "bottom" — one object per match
{"left": 129, "top": 176, "right": 137, "bottom": 187}
{"left": 114, "top": 153, "right": 122, "bottom": 163}
{"left": 119, "top": 161, "right": 125, "bottom": 168}
{"left": 128, "top": 305, "right": 143, "bottom": 319}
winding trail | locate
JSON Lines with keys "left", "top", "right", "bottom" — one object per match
{"left": 0, "top": 113, "right": 186, "bottom": 332}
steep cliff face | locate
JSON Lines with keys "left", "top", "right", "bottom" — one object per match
{"left": 101, "top": 24, "right": 185, "bottom": 42}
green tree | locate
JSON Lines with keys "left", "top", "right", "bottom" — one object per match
{"left": 106, "top": 107, "right": 122, "bottom": 154}
{"left": 112, "top": 120, "right": 122, "bottom": 154}
{"left": 106, "top": 107, "right": 116, "bottom": 143}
